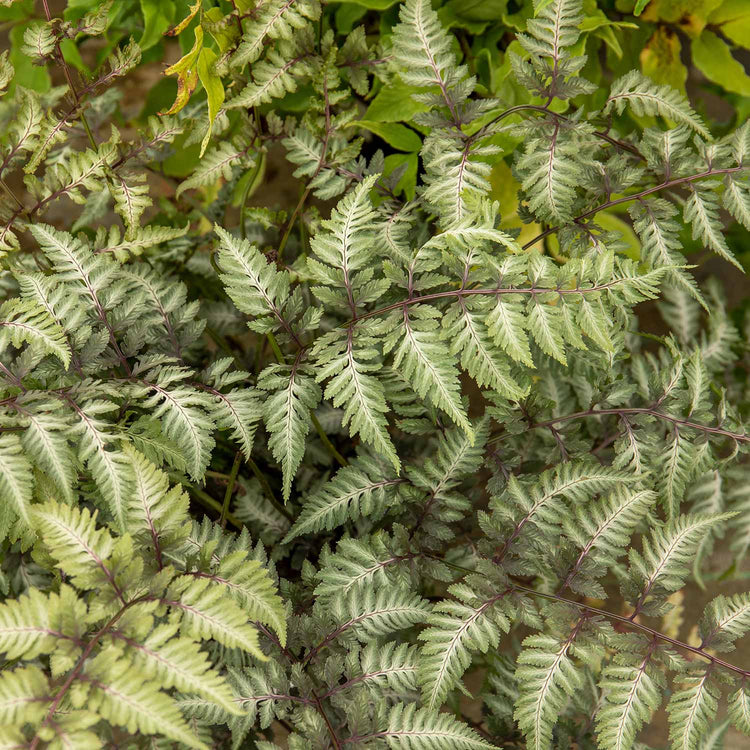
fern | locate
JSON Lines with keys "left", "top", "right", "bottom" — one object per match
{"left": 1, "top": 1, "right": 750, "bottom": 748}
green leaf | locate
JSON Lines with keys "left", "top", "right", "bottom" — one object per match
{"left": 0, "top": 434, "right": 33, "bottom": 527}
{"left": 197, "top": 45, "right": 225, "bottom": 156}
{"left": 355, "top": 120, "right": 422, "bottom": 152}
{"left": 139, "top": 0, "right": 175, "bottom": 50}
{"left": 364, "top": 79, "right": 430, "bottom": 123}
{"left": 691, "top": 30, "right": 750, "bottom": 96}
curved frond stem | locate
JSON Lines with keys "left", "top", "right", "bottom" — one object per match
{"left": 522, "top": 166, "right": 748, "bottom": 250}
{"left": 512, "top": 583, "right": 750, "bottom": 679}
{"left": 489, "top": 406, "right": 749, "bottom": 445}
{"left": 477, "top": 104, "right": 643, "bottom": 159}
{"left": 345, "top": 278, "right": 655, "bottom": 327}
{"left": 313, "top": 692, "right": 342, "bottom": 750}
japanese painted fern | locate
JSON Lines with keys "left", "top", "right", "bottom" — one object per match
{"left": 1, "top": 0, "right": 750, "bottom": 749}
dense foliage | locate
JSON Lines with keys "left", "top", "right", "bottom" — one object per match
{"left": 1, "top": 0, "right": 750, "bottom": 748}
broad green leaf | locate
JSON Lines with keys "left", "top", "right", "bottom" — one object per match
{"left": 364, "top": 79, "right": 430, "bottom": 123}
{"left": 355, "top": 120, "right": 422, "bottom": 152}
{"left": 197, "top": 46, "right": 225, "bottom": 156}
{"left": 691, "top": 30, "right": 750, "bottom": 96}
{"left": 139, "top": 0, "right": 175, "bottom": 50}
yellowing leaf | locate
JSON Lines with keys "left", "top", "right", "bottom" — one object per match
{"left": 167, "top": 0, "right": 201, "bottom": 37}
{"left": 198, "top": 46, "right": 225, "bottom": 156}
{"left": 640, "top": 27, "right": 687, "bottom": 93}
{"left": 642, "top": 0, "right": 723, "bottom": 38}
{"left": 161, "top": 25, "right": 204, "bottom": 116}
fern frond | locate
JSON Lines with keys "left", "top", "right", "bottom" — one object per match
{"left": 514, "top": 629, "right": 583, "bottom": 750}
{"left": 418, "top": 580, "right": 510, "bottom": 709}
{"left": 595, "top": 637, "right": 664, "bottom": 750}
{"left": 204, "top": 548, "right": 287, "bottom": 647}
{"left": 0, "top": 433, "right": 33, "bottom": 528}
{"left": 109, "top": 624, "right": 239, "bottom": 714}
{"left": 140, "top": 375, "right": 215, "bottom": 481}
{"left": 166, "top": 575, "right": 266, "bottom": 659}
{"left": 111, "top": 172, "right": 150, "bottom": 233}
{"left": 562, "top": 489, "right": 656, "bottom": 595}
{"left": 699, "top": 593, "right": 750, "bottom": 651}
{"left": 285, "top": 455, "right": 403, "bottom": 541}
{"left": 392, "top": 0, "right": 470, "bottom": 112}
{"left": 227, "top": 48, "right": 306, "bottom": 109}
{"left": 667, "top": 667, "right": 720, "bottom": 750}
{"left": 684, "top": 183, "right": 741, "bottom": 268}
{"left": 231, "top": 0, "right": 321, "bottom": 67}
{"left": 32, "top": 502, "right": 124, "bottom": 597}
{"left": 369, "top": 704, "right": 496, "bottom": 749}
{"left": 86, "top": 653, "right": 208, "bottom": 750}
{"left": 123, "top": 446, "right": 189, "bottom": 548}
{"left": 176, "top": 143, "right": 254, "bottom": 198}
{"left": 0, "top": 588, "right": 60, "bottom": 661}
{"left": 728, "top": 683, "right": 750, "bottom": 736}
{"left": 0, "top": 298, "right": 71, "bottom": 368}
{"left": 625, "top": 513, "right": 736, "bottom": 616}
{"left": 342, "top": 642, "right": 420, "bottom": 697}
{"left": 605, "top": 71, "right": 709, "bottom": 138}
{"left": 215, "top": 226, "right": 294, "bottom": 336}
{"left": 312, "top": 325, "right": 398, "bottom": 470}
{"left": 386, "top": 306, "right": 472, "bottom": 437}
{"left": 323, "top": 584, "right": 430, "bottom": 644}
{"left": 0, "top": 665, "right": 49, "bottom": 727}
{"left": 257, "top": 363, "right": 320, "bottom": 500}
